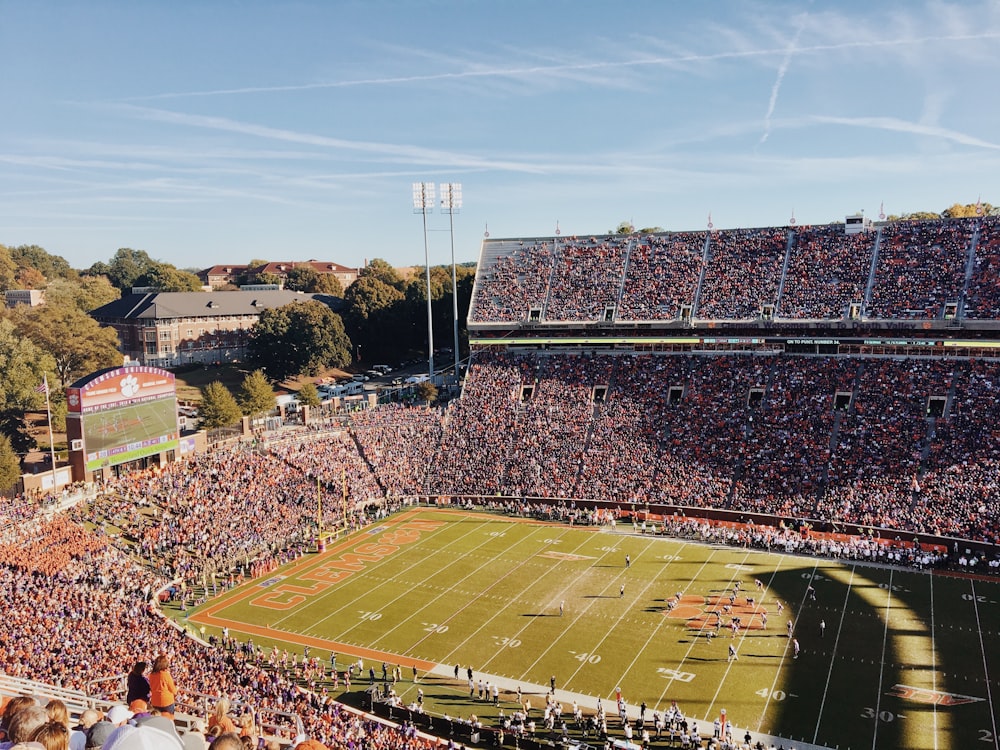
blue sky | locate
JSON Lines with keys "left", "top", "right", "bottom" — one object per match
{"left": 2, "top": 1, "right": 999, "bottom": 273}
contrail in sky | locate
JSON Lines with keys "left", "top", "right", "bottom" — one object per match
{"left": 760, "top": 10, "right": 810, "bottom": 145}
{"left": 124, "top": 31, "right": 1000, "bottom": 101}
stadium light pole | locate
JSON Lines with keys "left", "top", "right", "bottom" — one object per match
{"left": 440, "top": 182, "right": 462, "bottom": 383}
{"left": 412, "top": 182, "right": 436, "bottom": 380}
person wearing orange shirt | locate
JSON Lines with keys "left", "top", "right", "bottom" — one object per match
{"left": 149, "top": 654, "right": 178, "bottom": 715}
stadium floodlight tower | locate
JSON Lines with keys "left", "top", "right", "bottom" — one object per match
{"left": 440, "top": 182, "right": 462, "bottom": 384}
{"left": 413, "top": 182, "right": 436, "bottom": 380}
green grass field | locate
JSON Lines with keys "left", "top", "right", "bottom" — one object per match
{"left": 184, "top": 508, "right": 1000, "bottom": 750}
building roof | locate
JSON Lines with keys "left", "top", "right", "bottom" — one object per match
{"left": 199, "top": 261, "right": 359, "bottom": 277}
{"left": 90, "top": 290, "right": 344, "bottom": 320}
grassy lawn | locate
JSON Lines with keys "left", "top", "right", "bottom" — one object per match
{"left": 179, "top": 509, "right": 1000, "bottom": 750}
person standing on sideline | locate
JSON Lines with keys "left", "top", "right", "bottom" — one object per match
{"left": 620, "top": 583, "right": 625, "bottom": 598}
{"left": 793, "top": 638, "right": 800, "bottom": 659}
{"left": 786, "top": 619, "right": 794, "bottom": 638}
{"left": 820, "top": 619, "right": 826, "bottom": 638}
{"left": 559, "top": 600, "right": 564, "bottom": 617}
{"left": 625, "top": 554, "right": 631, "bottom": 568}
{"left": 728, "top": 644, "right": 738, "bottom": 662}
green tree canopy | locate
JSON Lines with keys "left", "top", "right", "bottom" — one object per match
{"left": 0, "top": 434, "right": 19, "bottom": 490}
{"left": 248, "top": 301, "right": 352, "bottom": 381}
{"left": 359, "top": 258, "right": 404, "bottom": 290}
{"left": 943, "top": 202, "right": 996, "bottom": 218}
{"left": 284, "top": 266, "right": 320, "bottom": 292}
{"left": 43, "top": 276, "right": 120, "bottom": 313}
{"left": 0, "top": 319, "right": 53, "bottom": 412}
{"left": 10, "top": 244, "right": 77, "bottom": 284}
{"left": 135, "top": 264, "right": 204, "bottom": 292}
{"left": 239, "top": 369, "right": 276, "bottom": 417}
{"left": 297, "top": 382, "right": 322, "bottom": 407}
{"left": 99, "top": 248, "right": 156, "bottom": 291}
{"left": 14, "top": 305, "right": 122, "bottom": 386}
{"left": 0, "top": 245, "right": 17, "bottom": 292}
{"left": 199, "top": 381, "right": 243, "bottom": 428}
{"left": 311, "top": 273, "right": 344, "bottom": 296}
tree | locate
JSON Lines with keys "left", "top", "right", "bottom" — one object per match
{"left": 415, "top": 380, "right": 438, "bottom": 404}
{"left": 43, "top": 277, "right": 120, "bottom": 313}
{"left": 103, "top": 248, "right": 156, "bottom": 291}
{"left": 359, "top": 259, "right": 404, "bottom": 290}
{"left": 943, "top": 202, "right": 995, "bottom": 218}
{"left": 248, "top": 301, "right": 352, "bottom": 381}
{"left": 0, "top": 318, "right": 50, "bottom": 456}
{"left": 199, "top": 381, "right": 243, "bottom": 429}
{"left": 239, "top": 369, "right": 275, "bottom": 417}
{"left": 297, "top": 382, "right": 321, "bottom": 407}
{"left": 14, "top": 305, "right": 122, "bottom": 386}
{"left": 0, "top": 434, "right": 19, "bottom": 490}
{"left": 15, "top": 266, "right": 46, "bottom": 289}
{"left": 135, "top": 264, "right": 204, "bottom": 292}
{"left": 284, "top": 266, "right": 320, "bottom": 292}
{"left": 610, "top": 221, "right": 635, "bottom": 235}
{"left": 0, "top": 319, "right": 52, "bottom": 413}
{"left": 0, "top": 245, "right": 17, "bottom": 292}
{"left": 311, "top": 273, "right": 344, "bottom": 296}
{"left": 10, "top": 245, "right": 76, "bottom": 283}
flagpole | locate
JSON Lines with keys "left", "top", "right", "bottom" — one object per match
{"left": 42, "top": 374, "right": 57, "bottom": 489}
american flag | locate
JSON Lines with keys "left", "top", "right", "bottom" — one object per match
{"left": 35, "top": 377, "right": 48, "bottom": 395}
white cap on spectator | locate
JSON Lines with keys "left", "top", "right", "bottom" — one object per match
{"left": 106, "top": 706, "right": 134, "bottom": 726}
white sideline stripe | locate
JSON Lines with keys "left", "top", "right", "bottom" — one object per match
{"left": 971, "top": 580, "right": 999, "bottom": 750}
{"left": 811, "top": 563, "right": 856, "bottom": 744}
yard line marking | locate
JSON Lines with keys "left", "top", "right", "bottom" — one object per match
{"left": 929, "top": 569, "right": 938, "bottom": 750}
{"left": 970, "top": 579, "right": 999, "bottom": 750}
{"left": 557, "top": 536, "right": 667, "bottom": 694}
{"left": 751, "top": 558, "right": 819, "bottom": 733}
{"left": 359, "top": 516, "right": 562, "bottom": 647}
{"left": 273, "top": 508, "right": 480, "bottom": 637}
{"left": 871, "top": 568, "right": 894, "bottom": 750}
{"left": 693, "top": 547, "right": 767, "bottom": 722}
{"left": 811, "top": 563, "right": 856, "bottom": 744}
{"left": 443, "top": 522, "right": 600, "bottom": 674}
{"left": 647, "top": 543, "right": 725, "bottom": 712}
{"left": 612, "top": 540, "right": 696, "bottom": 694}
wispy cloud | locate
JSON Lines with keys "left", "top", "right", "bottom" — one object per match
{"left": 122, "top": 31, "right": 1000, "bottom": 102}
{"left": 760, "top": 8, "right": 811, "bottom": 146}
{"left": 115, "top": 104, "right": 551, "bottom": 174}
{"left": 808, "top": 115, "right": 1000, "bottom": 150}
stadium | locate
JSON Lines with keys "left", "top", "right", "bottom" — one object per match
{"left": 3, "top": 215, "right": 1000, "bottom": 750}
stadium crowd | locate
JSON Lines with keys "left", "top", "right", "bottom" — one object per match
{"left": 5, "top": 215, "right": 1000, "bottom": 749}
{"left": 466, "top": 216, "right": 993, "bottom": 325}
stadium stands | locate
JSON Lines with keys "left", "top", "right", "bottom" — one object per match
{"left": 4, "top": 214, "right": 1000, "bottom": 750}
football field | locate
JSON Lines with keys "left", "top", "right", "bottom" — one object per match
{"left": 186, "top": 508, "right": 1000, "bottom": 749}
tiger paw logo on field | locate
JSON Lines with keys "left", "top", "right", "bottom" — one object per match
{"left": 119, "top": 374, "right": 140, "bottom": 398}
{"left": 665, "top": 594, "right": 766, "bottom": 631}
